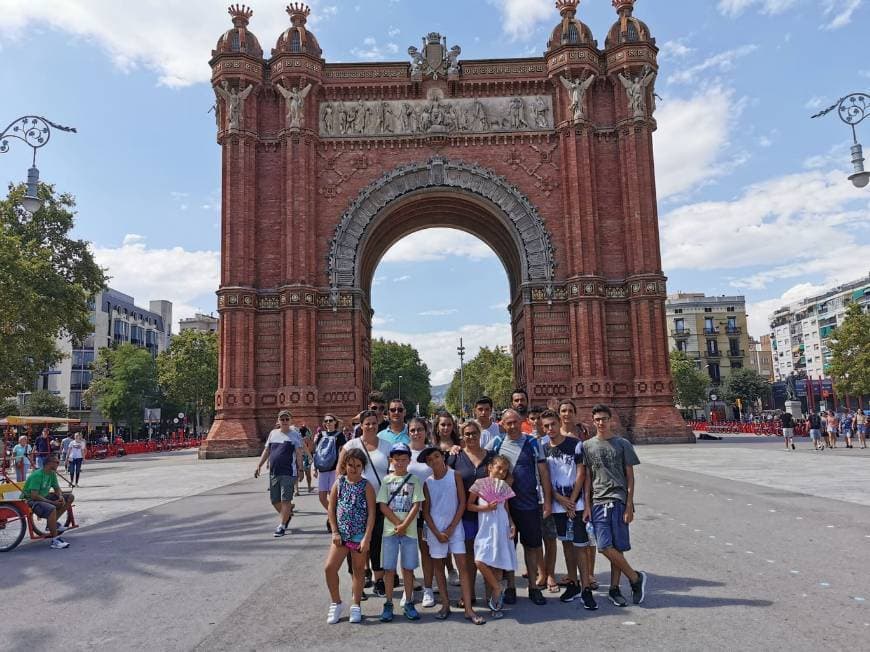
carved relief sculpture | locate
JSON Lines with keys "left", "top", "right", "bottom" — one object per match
{"left": 215, "top": 81, "right": 254, "bottom": 130}
{"left": 618, "top": 65, "right": 656, "bottom": 118}
{"left": 559, "top": 73, "right": 596, "bottom": 122}
{"left": 276, "top": 82, "right": 313, "bottom": 129}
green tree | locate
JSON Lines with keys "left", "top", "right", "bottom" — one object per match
{"left": 720, "top": 367, "right": 771, "bottom": 411}
{"left": 371, "top": 338, "right": 432, "bottom": 416}
{"left": 86, "top": 344, "right": 158, "bottom": 435}
{"left": 669, "top": 351, "right": 709, "bottom": 413}
{"left": 21, "top": 389, "right": 69, "bottom": 417}
{"left": 157, "top": 330, "right": 218, "bottom": 433}
{"left": 0, "top": 183, "right": 106, "bottom": 397}
{"left": 445, "top": 346, "right": 513, "bottom": 415}
{"left": 0, "top": 399, "right": 20, "bottom": 418}
{"left": 828, "top": 303, "right": 870, "bottom": 397}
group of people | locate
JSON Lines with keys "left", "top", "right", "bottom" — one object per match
{"left": 255, "top": 389, "right": 647, "bottom": 625}
{"left": 8, "top": 428, "right": 86, "bottom": 485}
{"left": 801, "top": 409, "right": 867, "bottom": 451}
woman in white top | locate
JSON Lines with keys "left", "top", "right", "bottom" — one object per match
{"left": 407, "top": 418, "right": 435, "bottom": 608}
{"left": 67, "top": 433, "right": 86, "bottom": 486}
{"left": 339, "top": 410, "right": 392, "bottom": 594}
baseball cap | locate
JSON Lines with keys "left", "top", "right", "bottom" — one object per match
{"left": 389, "top": 443, "right": 411, "bottom": 457}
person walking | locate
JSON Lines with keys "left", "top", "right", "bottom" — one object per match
{"left": 841, "top": 410, "right": 854, "bottom": 448}
{"left": 583, "top": 404, "right": 647, "bottom": 607}
{"left": 807, "top": 412, "right": 823, "bottom": 451}
{"left": 66, "top": 433, "right": 86, "bottom": 487}
{"left": 856, "top": 410, "right": 867, "bottom": 449}
{"left": 34, "top": 428, "right": 51, "bottom": 470}
{"left": 254, "top": 410, "right": 304, "bottom": 538}
{"left": 825, "top": 410, "right": 839, "bottom": 448}
{"left": 12, "top": 435, "right": 31, "bottom": 482}
{"left": 781, "top": 411, "right": 796, "bottom": 451}
{"left": 313, "top": 414, "right": 347, "bottom": 521}
{"left": 324, "top": 448, "right": 376, "bottom": 624}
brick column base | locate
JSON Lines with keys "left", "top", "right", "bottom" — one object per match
{"left": 630, "top": 405, "right": 696, "bottom": 445}
{"left": 199, "top": 418, "right": 262, "bottom": 459}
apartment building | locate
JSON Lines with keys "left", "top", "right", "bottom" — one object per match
{"left": 747, "top": 335, "right": 775, "bottom": 382}
{"left": 179, "top": 313, "right": 219, "bottom": 333}
{"left": 665, "top": 293, "right": 751, "bottom": 386}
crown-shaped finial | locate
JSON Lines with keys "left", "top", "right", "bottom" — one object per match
{"left": 228, "top": 4, "right": 253, "bottom": 27}
{"left": 612, "top": 0, "right": 635, "bottom": 14}
{"left": 555, "top": 0, "right": 579, "bottom": 18}
{"left": 286, "top": 3, "right": 311, "bottom": 24}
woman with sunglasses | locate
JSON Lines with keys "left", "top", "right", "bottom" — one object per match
{"left": 447, "top": 419, "right": 494, "bottom": 609}
{"left": 340, "top": 410, "right": 393, "bottom": 597}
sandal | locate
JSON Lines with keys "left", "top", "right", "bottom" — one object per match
{"left": 456, "top": 598, "right": 477, "bottom": 608}
{"left": 435, "top": 608, "right": 451, "bottom": 620}
{"left": 557, "top": 576, "right": 572, "bottom": 587}
{"left": 465, "top": 613, "right": 486, "bottom": 625}
{"left": 547, "top": 581, "right": 560, "bottom": 593}
{"left": 590, "top": 579, "right": 599, "bottom": 590}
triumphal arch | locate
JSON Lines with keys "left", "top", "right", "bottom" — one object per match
{"left": 201, "top": 0, "right": 693, "bottom": 457}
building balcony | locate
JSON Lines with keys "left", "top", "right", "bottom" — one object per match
{"left": 729, "top": 349, "right": 744, "bottom": 358}
{"left": 705, "top": 350, "right": 721, "bottom": 359}
{"left": 671, "top": 329, "right": 691, "bottom": 338}
{"left": 703, "top": 327, "right": 719, "bottom": 335}
{"left": 725, "top": 326, "right": 741, "bottom": 334}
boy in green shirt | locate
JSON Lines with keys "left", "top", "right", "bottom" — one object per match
{"left": 20, "top": 456, "right": 73, "bottom": 549}
{"left": 377, "top": 443, "right": 424, "bottom": 622}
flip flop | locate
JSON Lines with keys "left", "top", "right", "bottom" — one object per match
{"left": 547, "top": 582, "right": 560, "bottom": 593}
{"left": 435, "top": 608, "right": 451, "bottom": 620}
{"left": 464, "top": 614, "right": 486, "bottom": 625}
{"left": 590, "top": 580, "right": 599, "bottom": 590}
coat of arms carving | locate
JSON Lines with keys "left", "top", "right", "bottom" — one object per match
{"left": 408, "top": 32, "right": 461, "bottom": 80}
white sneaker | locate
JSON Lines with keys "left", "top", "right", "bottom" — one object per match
{"left": 448, "top": 570, "right": 461, "bottom": 587}
{"left": 349, "top": 604, "right": 362, "bottom": 623}
{"left": 421, "top": 587, "right": 436, "bottom": 608}
{"left": 400, "top": 594, "right": 407, "bottom": 607}
{"left": 273, "top": 525, "right": 286, "bottom": 538}
{"left": 327, "top": 602, "right": 344, "bottom": 625}
{"left": 50, "top": 538, "right": 69, "bottom": 549}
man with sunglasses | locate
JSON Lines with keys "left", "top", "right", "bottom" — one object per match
{"left": 255, "top": 410, "right": 304, "bottom": 537}
{"left": 378, "top": 398, "right": 410, "bottom": 446}
{"left": 353, "top": 392, "right": 389, "bottom": 438}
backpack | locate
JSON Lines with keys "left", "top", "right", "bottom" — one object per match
{"left": 313, "top": 433, "right": 339, "bottom": 472}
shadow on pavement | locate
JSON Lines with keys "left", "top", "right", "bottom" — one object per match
{"left": 650, "top": 573, "right": 772, "bottom": 609}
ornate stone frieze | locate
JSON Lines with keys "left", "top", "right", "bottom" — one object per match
{"left": 319, "top": 89, "right": 553, "bottom": 138}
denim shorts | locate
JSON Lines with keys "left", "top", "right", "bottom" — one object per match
{"left": 381, "top": 534, "right": 419, "bottom": 571}
{"left": 591, "top": 501, "right": 631, "bottom": 552}
{"left": 553, "top": 513, "right": 590, "bottom": 547}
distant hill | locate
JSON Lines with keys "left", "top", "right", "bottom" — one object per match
{"left": 430, "top": 382, "right": 450, "bottom": 405}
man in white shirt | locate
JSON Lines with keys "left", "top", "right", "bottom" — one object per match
{"left": 474, "top": 396, "right": 501, "bottom": 449}
{"left": 254, "top": 410, "right": 304, "bottom": 537}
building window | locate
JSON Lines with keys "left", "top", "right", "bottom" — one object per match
{"left": 674, "top": 308, "right": 683, "bottom": 314}
{"left": 676, "top": 340, "right": 687, "bottom": 352}
{"left": 731, "top": 361, "right": 743, "bottom": 369}
{"left": 729, "top": 338, "right": 740, "bottom": 356}
{"left": 704, "top": 307, "right": 712, "bottom": 313}
{"left": 675, "top": 318, "right": 685, "bottom": 332}
{"left": 706, "top": 339, "right": 719, "bottom": 355}
{"left": 708, "top": 363, "right": 721, "bottom": 383}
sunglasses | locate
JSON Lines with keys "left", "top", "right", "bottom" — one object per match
{"left": 462, "top": 431, "right": 479, "bottom": 438}
{"left": 323, "top": 418, "right": 336, "bottom": 423}
{"left": 279, "top": 417, "right": 290, "bottom": 421}
{"left": 389, "top": 407, "right": 405, "bottom": 413}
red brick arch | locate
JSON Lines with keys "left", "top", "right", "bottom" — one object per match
{"left": 200, "top": 2, "right": 693, "bottom": 458}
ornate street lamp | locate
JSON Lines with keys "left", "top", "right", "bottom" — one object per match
{"left": 812, "top": 93, "right": 870, "bottom": 188}
{"left": 0, "top": 115, "right": 77, "bottom": 213}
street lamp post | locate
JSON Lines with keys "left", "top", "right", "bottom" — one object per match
{"left": 812, "top": 93, "right": 870, "bottom": 188}
{"left": 457, "top": 337, "right": 466, "bottom": 418}
{"left": 0, "top": 115, "right": 77, "bottom": 213}
{"left": 397, "top": 375, "right": 403, "bottom": 401}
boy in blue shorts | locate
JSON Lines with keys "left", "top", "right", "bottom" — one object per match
{"left": 377, "top": 443, "right": 425, "bottom": 621}
{"left": 582, "top": 404, "right": 647, "bottom": 607}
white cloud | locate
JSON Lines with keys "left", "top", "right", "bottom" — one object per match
{"left": 661, "top": 166, "right": 870, "bottom": 276}
{"left": 0, "top": 1, "right": 337, "bottom": 87}
{"left": 666, "top": 44, "right": 758, "bottom": 85}
{"left": 350, "top": 36, "right": 401, "bottom": 60}
{"left": 658, "top": 40, "right": 695, "bottom": 60}
{"left": 381, "top": 229, "right": 495, "bottom": 263}
{"left": 91, "top": 234, "right": 219, "bottom": 329}
{"left": 717, "top": 0, "right": 799, "bottom": 17}
{"left": 805, "top": 96, "right": 830, "bottom": 110}
{"left": 821, "top": 0, "right": 863, "bottom": 29}
{"left": 418, "top": 308, "right": 459, "bottom": 316}
{"left": 654, "top": 86, "right": 745, "bottom": 199}
{"left": 393, "top": 275, "right": 411, "bottom": 282}
{"left": 488, "top": 0, "right": 551, "bottom": 40}
{"left": 371, "top": 314, "right": 394, "bottom": 327}
{"left": 374, "top": 323, "right": 511, "bottom": 384}
{"left": 745, "top": 282, "right": 830, "bottom": 337}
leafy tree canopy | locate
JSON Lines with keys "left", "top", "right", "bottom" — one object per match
{"left": 157, "top": 330, "right": 218, "bottom": 430}
{"left": 20, "top": 389, "right": 69, "bottom": 418}
{"left": 0, "top": 183, "right": 106, "bottom": 397}
{"left": 371, "top": 338, "right": 432, "bottom": 416}
{"left": 669, "top": 350, "right": 709, "bottom": 410}
{"left": 446, "top": 346, "right": 513, "bottom": 416}
{"left": 828, "top": 302, "right": 870, "bottom": 397}
{"left": 720, "top": 367, "right": 771, "bottom": 407}
{"left": 86, "top": 344, "right": 158, "bottom": 433}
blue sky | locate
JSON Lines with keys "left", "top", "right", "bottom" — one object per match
{"left": 1, "top": 0, "right": 868, "bottom": 384}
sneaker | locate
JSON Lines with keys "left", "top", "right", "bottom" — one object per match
{"left": 349, "top": 604, "right": 362, "bottom": 624}
{"left": 399, "top": 594, "right": 406, "bottom": 608}
{"left": 630, "top": 570, "right": 647, "bottom": 605}
{"left": 448, "top": 570, "right": 461, "bottom": 586}
{"left": 326, "top": 602, "right": 344, "bottom": 624}
{"left": 608, "top": 587, "right": 628, "bottom": 607}
{"left": 273, "top": 525, "right": 286, "bottom": 538}
{"left": 421, "top": 587, "right": 436, "bottom": 608}
{"left": 50, "top": 537, "right": 70, "bottom": 550}
{"left": 374, "top": 579, "right": 386, "bottom": 598}
{"left": 580, "top": 587, "right": 598, "bottom": 610}
{"left": 403, "top": 601, "right": 421, "bottom": 621}
{"left": 791, "top": 443, "right": 795, "bottom": 450}
{"left": 380, "top": 601, "right": 394, "bottom": 622}
{"left": 529, "top": 588, "right": 547, "bottom": 605}
{"left": 502, "top": 587, "right": 517, "bottom": 605}
{"left": 56, "top": 524, "right": 68, "bottom": 534}
{"left": 559, "top": 581, "right": 582, "bottom": 603}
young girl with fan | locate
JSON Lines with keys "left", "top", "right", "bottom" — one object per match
{"left": 324, "top": 447, "right": 376, "bottom": 624}
{"left": 468, "top": 455, "right": 518, "bottom": 618}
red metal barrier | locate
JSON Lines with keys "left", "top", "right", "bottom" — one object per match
{"left": 689, "top": 420, "right": 808, "bottom": 437}
{"left": 83, "top": 438, "right": 200, "bottom": 460}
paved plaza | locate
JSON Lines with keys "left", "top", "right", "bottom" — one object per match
{"left": 2, "top": 437, "right": 868, "bottom": 651}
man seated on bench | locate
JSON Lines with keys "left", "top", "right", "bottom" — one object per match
{"left": 20, "top": 455, "right": 74, "bottom": 550}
